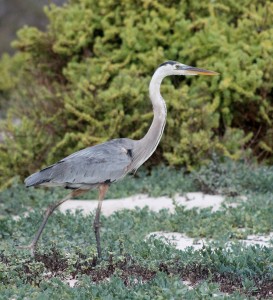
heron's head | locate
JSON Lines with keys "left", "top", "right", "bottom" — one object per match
{"left": 157, "top": 60, "right": 219, "bottom": 77}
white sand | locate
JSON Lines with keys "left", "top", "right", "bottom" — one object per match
{"left": 146, "top": 231, "right": 273, "bottom": 250}
{"left": 146, "top": 232, "right": 208, "bottom": 251}
{"left": 59, "top": 192, "right": 225, "bottom": 216}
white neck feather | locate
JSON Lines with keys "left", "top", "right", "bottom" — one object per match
{"left": 133, "top": 68, "right": 167, "bottom": 169}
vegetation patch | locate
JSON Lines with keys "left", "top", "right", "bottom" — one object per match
{"left": 1, "top": 163, "right": 273, "bottom": 298}
{"left": 1, "top": 243, "right": 273, "bottom": 298}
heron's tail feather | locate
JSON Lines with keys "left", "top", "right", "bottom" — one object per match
{"left": 25, "top": 172, "right": 50, "bottom": 187}
{"left": 24, "top": 165, "right": 53, "bottom": 187}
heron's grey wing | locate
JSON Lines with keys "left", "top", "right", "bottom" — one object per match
{"left": 25, "top": 139, "right": 135, "bottom": 188}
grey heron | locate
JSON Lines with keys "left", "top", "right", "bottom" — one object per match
{"left": 22, "top": 61, "right": 218, "bottom": 257}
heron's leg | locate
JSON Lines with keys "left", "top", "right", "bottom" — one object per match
{"left": 18, "top": 189, "right": 86, "bottom": 256}
{"left": 93, "top": 184, "right": 109, "bottom": 258}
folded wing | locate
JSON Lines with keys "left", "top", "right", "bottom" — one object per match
{"left": 25, "top": 138, "right": 135, "bottom": 189}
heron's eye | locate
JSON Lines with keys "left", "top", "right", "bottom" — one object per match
{"left": 175, "top": 64, "right": 180, "bottom": 69}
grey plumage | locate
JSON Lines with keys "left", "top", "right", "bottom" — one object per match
{"left": 25, "top": 138, "right": 136, "bottom": 189}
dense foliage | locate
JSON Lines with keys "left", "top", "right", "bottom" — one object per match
{"left": 1, "top": 163, "right": 273, "bottom": 298}
{"left": 0, "top": 0, "right": 273, "bottom": 186}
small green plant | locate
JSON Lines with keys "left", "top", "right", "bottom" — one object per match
{"left": 192, "top": 155, "right": 273, "bottom": 195}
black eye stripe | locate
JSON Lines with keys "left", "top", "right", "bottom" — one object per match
{"left": 159, "top": 60, "right": 178, "bottom": 67}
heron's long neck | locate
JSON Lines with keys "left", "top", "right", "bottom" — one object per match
{"left": 134, "top": 71, "right": 167, "bottom": 168}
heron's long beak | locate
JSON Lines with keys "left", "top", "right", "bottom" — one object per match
{"left": 181, "top": 66, "right": 219, "bottom": 76}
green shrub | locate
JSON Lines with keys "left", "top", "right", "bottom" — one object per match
{"left": 0, "top": 0, "right": 273, "bottom": 186}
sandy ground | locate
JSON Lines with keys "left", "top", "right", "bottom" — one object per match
{"left": 146, "top": 231, "right": 273, "bottom": 251}
{"left": 59, "top": 192, "right": 273, "bottom": 251}
{"left": 59, "top": 192, "right": 225, "bottom": 216}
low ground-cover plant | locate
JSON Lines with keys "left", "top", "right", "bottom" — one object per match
{"left": 193, "top": 155, "right": 273, "bottom": 195}
{"left": 0, "top": 163, "right": 273, "bottom": 298}
{"left": 0, "top": 239, "right": 272, "bottom": 298}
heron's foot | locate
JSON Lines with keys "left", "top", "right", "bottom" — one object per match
{"left": 17, "top": 243, "right": 37, "bottom": 257}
